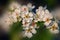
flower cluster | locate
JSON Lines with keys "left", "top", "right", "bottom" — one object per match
{"left": 4, "top": 2, "right": 59, "bottom": 38}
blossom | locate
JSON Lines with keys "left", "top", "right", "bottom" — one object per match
{"left": 8, "top": 7, "right": 21, "bottom": 22}
{"left": 31, "top": 21, "right": 39, "bottom": 28}
{"left": 0, "top": 13, "right": 13, "bottom": 32}
{"left": 27, "top": 3, "right": 35, "bottom": 11}
{"left": 34, "top": 6, "right": 45, "bottom": 22}
{"left": 21, "top": 5, "right": 29, "bottom": 14}
{"left": 10, "top": 9, "right": 21, "bottom": 22}
{"left": 21, "top": 12, "right": 34, "bottom": 22}
{"left": 48, "top": 22, "right": 59, "bottom": 34}
{"left": 23, "top": 26, "right": 36, "bottom": 38}
{"left": 22, "top": 20, "right": 30, "bottom": 27}
{"left": 9, "top": 2, "right": 21, "bottom": 11}
{"left": 42, "top": 9, "right": 53, "bottom": 26}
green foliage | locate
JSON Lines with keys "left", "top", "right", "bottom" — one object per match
{"left": 36, "top": 21, "right": 44, "bottom": 28}
{"left": 44, "top": 0, "right": 57, "bottom": 9}
{"left": 10, "top": 21, "right": 23, "bottom": 40}
{"left": 10, "top": 21, "right": 22, "bottom": 33}
{"left": 22, "top": 21, "right": 53, "bottom": 40}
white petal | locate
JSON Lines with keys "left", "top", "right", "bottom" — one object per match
{"left": 9, "top": 2, "right": 20, "bottom": 10}
{"left": 49, "top": 29, "right": 59, "bottom": 34}
{"left": 14, "top": 9, "right": 21, "bottom": 14}
{"left": 44, "top": 20, "right": 52, "bottom": 26}
{"left": 26, "top": 32, "right": 33, "bottom": 38}
{"left": 29, "top": 12, "right": 33, "bottom": 17}
{"left": 31, "top": 29, "right": 37, "bottom": 34}
{"left": 44, "top": 10, "right": 53, "bottom": 19}
{"left": 21, "top": 5, "right": 28, "bottom": 12}
{"left": 53, "top": 22, "right": 58, "bottom": 27}
{"left": 27, "top": 3, "right": 32, "bottom": 8}
{"left": 32, "top": 6, "right": 35, "bottom": 9}
{"left": 39, "top": 6, "right": 43, "bottom": 11}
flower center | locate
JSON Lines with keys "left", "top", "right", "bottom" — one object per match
{"left": 50, "top": 25, "right": 57, "bottom": 31}
{"left": 46, "top": 18, "right": 50, "bottom": 22}
{"left": 27, "top": 28, "right": 32, "bottom": 32}
{"left": 25, "top": 15, "right": 29, "bottom": 18}
{"left": 24, "top": 8, "right": 27, "bottom": 11}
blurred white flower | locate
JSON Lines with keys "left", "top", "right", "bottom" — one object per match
{"left": 0, "top": 13, "right": 13, "bottom": 32}
{"left": 21, "top": 12, "right": 34, "bottom": 22}
{"left": 48, "top": 22, "right": 59, "bottom": 34}
{"left": 31, "top": 21, "right": 39, "bottom": 28}
{"left": 34, "top": 6, "right": 45, "bottom": 22}
{"left": 27, "top": 3, "right": 35, "bottom": 11}
{"left": 9, "top": 2, "right": 21, "bottom": 11}
{"left": 24, "top": 31, "right": 33, "bottom": 38}
{"left": 22, "top": 20, "right": 30, "bottom": 27}
{"left": 21, "top": 5, "right": 28, "bottom": 14}
{"left": 43, "top": 9, "right": 53, "bottom": 26}
{"left": 30, "top": 26, "right": 37, "bottom": 34}
{"left": 23, "top": 26, "right": 36, "bottom": 38}
{"left": 10, "top": 9, "right": 21, "bottom": 22}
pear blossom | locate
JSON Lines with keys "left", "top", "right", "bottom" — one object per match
{"left": 23, "top": 26, "right": 37, "bottom": 38}
{"left": 42, "top": 9, "right": 53, "bottom": 26}
{"left": 21, "top": 12, "right": 34, "bottom": 22}
{"left": 34, "top": 6, "right": 45, "bottom": 22}
{"left": 27, "top": 3, "right": 35, "bottom": 11}
{"left": 0, "top": 13, "right": 13, "bottom": 32}
{"left": 31, "top": 21, "right": 39, "bottom": 28}
{"left": 22, "top": 20, "right": 30, "bottom": 27}
{"left": 21, "top": 5, "right": 29, "bottom": 14}
{"left": 9, "top": 2, "right": 21, "bottom": 11}
{"left": 27, "top": 3, "right": 35, "bottom": 9}
{"left": 48, "top": 22, "right": 59, "bottom": 34}
{"left": 9, "top": 8, "right": 21, "bottom": 22}
{"left": 10, "top": 9, "right": 21, "bottom": 22}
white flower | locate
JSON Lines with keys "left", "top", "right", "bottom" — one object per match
{"left": 23, "top": 26, "right": 36, "bottom": 38}
{"left": 21, "top": 12, "right": 34, "bottom": 22}
{"left": 14, "top": 8, "right": 21, "bottom": 14}
{"left": 0, "top": 13, "right": 13, "bottom": 32}
{"left": 34, "top": 6, "right": 45, "bottom": 22}
{"left": 8, "top": 2, "right": 22, "bottom": 22}
{"left": 22, "top": 20, "right": 30, "bottom": 27}
{"left": 24, "top": 31, "right": 33, "bottom": 38}
{"left": 4, "top": 17, "right": 13, "bottom": 25}
{"left": 27, "top": 3, "right": 35, "bottom": 9}
{"left": 48, "top": 22, "right": 59, "bottom": 34}
{"left": 31, "top": 21, "right": 39, "bottom": 28}
{"left": 35, "top": 7, "right": 53, "bottom": 26}
{"left": 21, "top": 5, "right": 28, "bottom": 14}
{"left": 42, "top": 9, "right": 53, "bottom": 26}
{"left": 9, "top": 2, "right": 21, "bottom": 11}
{"left": 30, "top": 26, "right": 37, "bottom": 34}
{"left": 27, "top": 3, "right": 35, "bottom": 11}
{"left": 9, "top": 8, "right": 22, "bottom": 22}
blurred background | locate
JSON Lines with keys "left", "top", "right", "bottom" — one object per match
{"left": 0, "top": 0, "right": 60, "bottom": 40}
